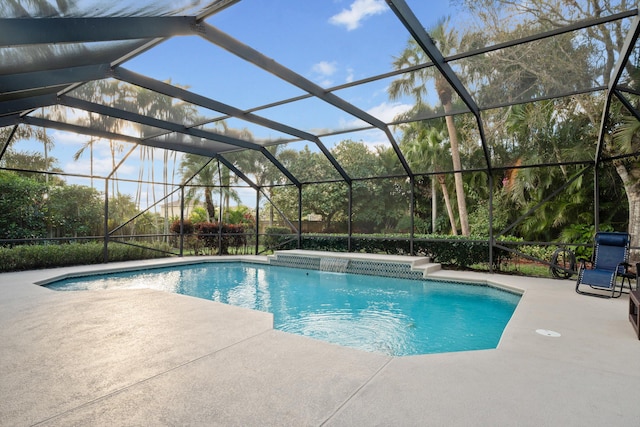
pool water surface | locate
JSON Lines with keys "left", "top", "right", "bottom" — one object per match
{"left": 46, "top": 262, "right": 521, "bottom": 356}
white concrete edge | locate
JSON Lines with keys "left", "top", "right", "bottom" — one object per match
{"left": 272, "top": 250, "right": 429, "bottom": 264}
{"left": 33, "top": 253, "right": 525, "bottom": 298}
{"left": 426, "top": 273, "right": 526, "bottom": 295}
{"left": 33, "top": 255, "right": 269, "bottom": 286}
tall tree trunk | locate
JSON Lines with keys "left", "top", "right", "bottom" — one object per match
{"left": 615, "top": 162, "right": 640, "bottom": 263}
{"left": 437, "top": 174, "right": 458, "bottom": 235}
{"left": 444, "top": 103, "right": 470, "bottom": 236}
{"left": 432, "top": 176, "right": 437, "bottom": 234}
{"left": 204, "top": 189, "right": 216, "bottom": 221}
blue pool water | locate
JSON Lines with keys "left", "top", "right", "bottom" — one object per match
{"left": 46, "top": 262, "right": 520, "bottom": 356}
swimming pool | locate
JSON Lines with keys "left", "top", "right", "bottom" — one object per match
{"left": 46, "top": 262, "right": 521, "bottom": 356}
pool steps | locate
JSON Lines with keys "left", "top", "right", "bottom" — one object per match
{"left": 268, "top": 250, "right": 441, "bottom": 280}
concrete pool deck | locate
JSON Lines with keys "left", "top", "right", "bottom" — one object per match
{"left": 1, "top": 256, "right": 639, "bottom": 426}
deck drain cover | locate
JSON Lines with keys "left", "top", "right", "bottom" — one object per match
{"left": 536, "top": 329, "right": 561, "bottom": 337}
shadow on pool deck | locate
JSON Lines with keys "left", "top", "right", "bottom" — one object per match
{"left": 1, "top": 256, "right": 639, "bottom": 426}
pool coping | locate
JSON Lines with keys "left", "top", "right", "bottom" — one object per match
{"left": 32, "top": 255, "right": 271, "bottom": 286}
{"left": 2, "top": 255, "right": 639, "bottom": 425}
{"left": 35, "top": 250, "right": 522, "bottom": 296}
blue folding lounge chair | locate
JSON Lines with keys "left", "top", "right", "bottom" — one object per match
{"left": 575, "top": 232, "right": 631, "bottom": 298}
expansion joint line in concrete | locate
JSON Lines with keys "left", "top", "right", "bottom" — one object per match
{"left": 319, "top": 357, "right": 394, "bottom": 426}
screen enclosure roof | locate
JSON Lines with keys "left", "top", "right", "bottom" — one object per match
{"left": 1, "top": 0, "right": 640, "bottom": 187}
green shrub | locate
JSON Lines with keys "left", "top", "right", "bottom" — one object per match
{"left": 196, "top": 222, "right": 248, "bottom": 255}
{"left": 170, "top": 219, "right": 195, "bottom": 235}
{"left": 0, "top": 242, "right": 172, "bottom": 273}
{"left": 0, "top": 171, "right": 47, "bottom": 239}
{"left": 169, "top": 219, "right": 200, "bottom": 254}
{"left": 412, "top": 235, "right": 491, "bottom": 268}
{"left": 517, "top": 244, "right": 555, "bottom": 262}
{"left": 105, "top": 241, "right": 172, "bottom": 262}
{"left": 559, "top": 223, "right": 614, "bottom": 260}
{"left": 263, "top": 227, "right": 297, "bottom": 251}
{"left": 302, "top": 235, "right": 350, "bottom": 252}
{"left": 197, "top": 222, "right": 223, "bottom": 254}
{"left": 299, "top": 233, "right": 511, "bottom": 268}
{"left": 170, "top": 220, "right": 250, "bottom": 255}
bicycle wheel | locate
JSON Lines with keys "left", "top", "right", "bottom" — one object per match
{"left": 550, "top": 247, "right": 576, "bottom": 279}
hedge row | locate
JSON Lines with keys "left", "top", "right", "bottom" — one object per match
{"left": 0, "top": 242, "right": 172, "bottom": 273}
{"left": 0, "top": 231, "right": 522, "bottom": 273}
{"left": 170, "top": 220, "right": 250, "bottom": 254}
{"left": 263, "top": 228, "right": 511, "bottom": 268}
{"left": 302, "top": 235, "right": 499, "bottom": 267}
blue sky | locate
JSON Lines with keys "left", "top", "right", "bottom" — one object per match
{"left": 125, "top": 0, "right": 455, "bottom": 136}
{"left": 12, "top": 0, "right": 460, "bottom": 210}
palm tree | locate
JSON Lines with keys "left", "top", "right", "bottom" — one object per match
{"left": 179, "top": 123, "right": 252, "bottom": 223}
{"left": 72, "top": 80, "right": 128, "bottom": 196}
{"left": 179, "top": 153, "right": 218, "bottom": 221}
{"left": 389, "top": 17, "right": 470, "bottom": 235}
{"left": 231, "top": 143, "right": 293, "bottom": 226}
{"left": 218, "top": 164, "right": 243, "bottom": 223}
{"left": 405, "top": 126, "right": 458, "bottom": 235}
{"left": 499, "top": 100, "right": 595, "bottom": 241}
{"left": 128, "top": 86, "right": 197, "bottom": 237}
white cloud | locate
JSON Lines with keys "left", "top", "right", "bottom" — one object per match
{"left": 51, "top": 130, "right": 88, "bottom": 147}
{"left": 329, "top": 0, "right": 387, "bottom": 31}
{"left": 312, "top": 60, "right": 338, "bottom": 76}
{"left": 325, "top": 102, "right": 413, "bottom": 153}
{"left": 311, "top": 60, "right": 339, "bottom": 86}
{"left": 63, "top": 139, "right": 137, "bottom": 177}
{"left": 367, "top": 101, "right": 413, "bottom": 123}
{"left": 360, "top": 130, "right": 391, "bottom": 151}
{"left": 342, "top": 101, "right": 413, "bottom": 129}
{"left": 345, "top": 67, "right": 355, "bottom": 83}
{"left": 311, "top": 62, "right": 358, "bottom": 87}
{"left": 65, "top": 155, "right": 130, "bottom": 177}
